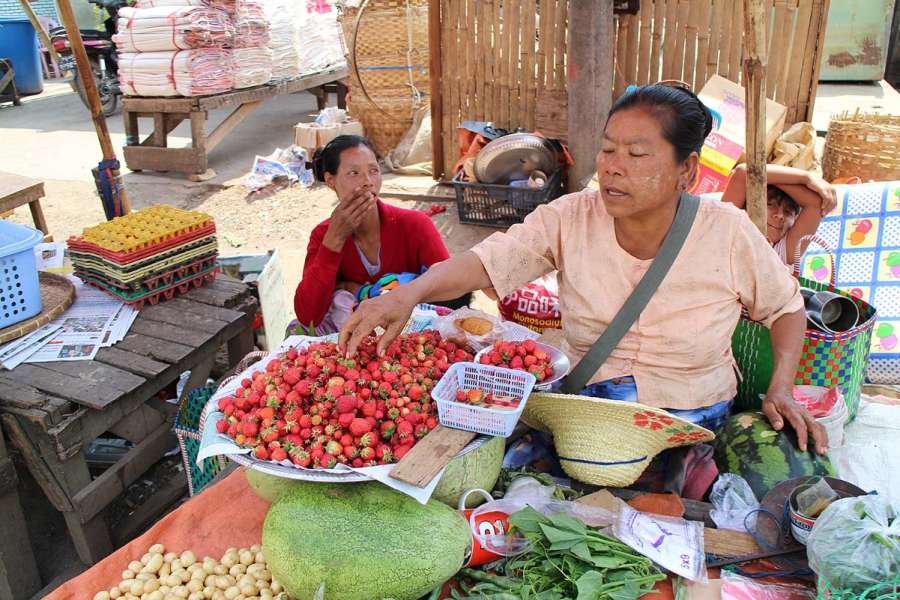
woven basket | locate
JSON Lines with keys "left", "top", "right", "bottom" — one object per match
{"left": 822, "top": 112, "right": 900, "bottom": 182}
{"left": 339, "top": 0, "right": 428, "bottom": 157}
{"left": 521, "top": 392, "right": 715, "bottom": 487}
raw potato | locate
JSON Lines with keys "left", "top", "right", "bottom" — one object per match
{"left": 144, "top": 553, "right": 164, "bottom": 574}
{"left": 122, "top": 570, "right": 135, "bottom": 581}
{"left": 94, "top": 592, "right": 111, "bottom": 600}
{"left": 129, "top": 561, "right": 144, "bottom": 574}
{"left": 110, "top": 589, "right": 122, "bottom": 599}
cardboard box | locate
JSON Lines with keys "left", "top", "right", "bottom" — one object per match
{"left": 293, "top": 118, "right": 366, "bottom": 153}
{"left": 691, "top": 75, "right": 787, "bottom": 195}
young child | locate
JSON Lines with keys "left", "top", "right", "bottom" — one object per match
{"left": 717, "top": 164, "right": 837, "bottom": 266}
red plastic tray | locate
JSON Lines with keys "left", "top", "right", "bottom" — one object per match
{"left": 68, "top": 222, "right": 217, "bottom": 265}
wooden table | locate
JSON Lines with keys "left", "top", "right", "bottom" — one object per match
{"left": 0, "top": 276, "right": 257, "bottom": 595}
{"left": 121, "top": 67, "right": 350, "bottom": 179}
{"left": 0, "top": 172, "right": 50, "bottom": 236}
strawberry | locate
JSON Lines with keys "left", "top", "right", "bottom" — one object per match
{"left": 414, "top": 423, "right": 429, "bottom": 438}
{"left": 325, "top": 440, "right": 343, "bottom": 456}
{"left": 376, "top": 445, "right": 393, "bottom": 462}
{"left": 335, "top": 395, "right": 357, "bottom": 415}
{"left": 380, "top": 421, "right": 396, "bottom": 440}
{"left": 467, "top": 389, "right": 484, "bottom": 405}
{"left": 215, "top": 420, "right": 228, "bottom": 433}
{"left": 349, "top": 418, "right": 373, "bottom": 436}
{"left": 261, "top": 427, "right": 280, "bottom": 443}
{"left": 352, "top": 458, "right": 364, "bottom": 468}
{"left": 359, "top": 432, "right": 378, "bottom": 448}
{"left": 397, "top": 420, "right": 414, "bottom": 440}
{"left": 319, "top": 454, "right": 337, "bottom": 468}
{"left": 338, "top": 412, "right": 355, "bottom": 428}
{"left": 254, "top": 445, "right": 269, "bottom": 460}
{"left": 394, "top": 444, "right": 412, "bottom": 460}
{"left": 271, "top": 447, "right": 288, "bottom": 462}
{"left": 340, "top": 434, "right": 354, "bottom": 447}
{"left": 242, "top": 422, "right": 259, "bottom": 438}
{"left": 343, "top": 445, "right": 358, "bottom": 460}
{"left": 456, "top": 389, "right": 467, "bottom": 402}
{"left": 359, "top": 446, "right": 375, "bottom": 461}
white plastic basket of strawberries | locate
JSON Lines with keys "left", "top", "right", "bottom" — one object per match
{"left": 432, "top": 362, "right": 537, "bottom": 437}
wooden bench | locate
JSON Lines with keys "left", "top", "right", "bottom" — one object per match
{"left": 0, "top": 277, "right": 257, "bottom": 592}
{"left": 0, "top": 172, "right": 51, "bottom": 237}
{"left": 121, "top": 67, "right": 350, "bottom": 180}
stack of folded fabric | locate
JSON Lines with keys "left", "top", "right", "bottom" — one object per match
{"left": 118, "top": 49, "right": 234, "bottom": 96}
{"left": 115, "top": 3, "right": 236, "bottom": 96}
{"left": 233, "top": 0, "right": 272, "bottom": 88}
{"left": 134, "top": 0, "right": 236, "bottom": 10}
{"left": 296, "top": 1, "right": 347, "bottom": 75}
{"left": 68, "top": 206, "right": 220, "bottom": 309}
{"left": 264, "top": 0, "right": 300, "bottom": 80}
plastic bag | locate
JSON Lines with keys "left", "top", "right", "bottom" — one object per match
{"left": 497, "top": 273, "right": 562, "bottom": 333}
{"left": 432, "top": 307, "right": 538, "bottom": 352}
{"left": 720, "top": 571, "right": 815, "bottom": 599}
{"left": 709, "top": 474, "right": 760, "bottom": 532}
{"left": 243, "top": 146, "right": 314, "bottom": 191}
{"left": 807, "top": 495, "right": 900, "bottom": 592}
{"left": 772, "top": 121, "right": 816, "bottom": 170}
{"left": 469, "top": 478, "right": 707, "bottom": 581}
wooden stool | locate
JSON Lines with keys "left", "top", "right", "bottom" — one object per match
{"left": 0, "top": 59, "right": 21, "bottom": 107}
{"left": 0, "top": 173, "right": 51, "bottom": 239}
{"left": 311, "top": 80, "right": 348, "bottom": 111}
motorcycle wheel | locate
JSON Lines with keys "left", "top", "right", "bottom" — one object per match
{"left": 72, "top": 57, "right": 119, "bottom": 117}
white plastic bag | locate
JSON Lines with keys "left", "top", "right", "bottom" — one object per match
{"left": 807, "top": 495, "right": 900, "bottom": 592}
{"left": 709, "top": 474, "right": 760, "bottom": 532}
{"left": 432, "top": 307, "right": 539, "bottom": 352}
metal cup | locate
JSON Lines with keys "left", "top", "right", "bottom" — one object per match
{"left": 801, "top": 288, "right": 859, "bottom": 333}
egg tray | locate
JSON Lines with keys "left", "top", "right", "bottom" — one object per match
{"left": 74, "top": 254, "right": 218, "bottom": 292}
{"left": 70, "top": 242, "right": 218, "bottom": 284}
{"left": 68, "top": 222, "right": 217, "bottom": 265}
{"left": 69, "top": 235, "right": 218, "bottom": 274}
{"left": 78, "top": 265, "right": 219, "bottom": 309}
{"left": 77, "top": 205, "right": 213, "bottom": 253}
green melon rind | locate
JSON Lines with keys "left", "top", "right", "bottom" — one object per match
{"left": 714, "top": 411, "right": 834, "bottom": 499}
{"left": 244, "top": 467, "right": 301, "bottom": 503}
{"left": 262, "top": 481, "right": 471, "bottom": 600}
{"left": 432, "top": 436, "right": 504, "bottom": 508}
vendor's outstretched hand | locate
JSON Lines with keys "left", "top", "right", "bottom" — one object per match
{"left": 762, "top": 388, "right": 828, "bottom": 455}
{"left": 339, "top": 291, "right": 417, "bottom": 358}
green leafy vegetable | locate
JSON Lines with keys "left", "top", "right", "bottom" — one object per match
{"left": 447, "top": 507, "right": 665, "bottom": 600}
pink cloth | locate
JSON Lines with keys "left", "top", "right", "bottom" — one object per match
{"left": 119, "top": 49, "right": 234, "bottom": 97}
{"left": 115, "top": 6, "right": 235, "bottom": 53}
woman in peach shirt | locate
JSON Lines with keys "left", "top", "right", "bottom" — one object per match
{"left": 339, "top": 84, "right": 827, "bottom": 455}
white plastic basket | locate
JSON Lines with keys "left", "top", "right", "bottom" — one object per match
{"left": 432, "top": 362, "right": 536, "bottom": 437}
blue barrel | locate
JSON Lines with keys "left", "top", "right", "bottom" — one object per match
{"left": 0, "top": 19, "right": 43, "bottom": 95}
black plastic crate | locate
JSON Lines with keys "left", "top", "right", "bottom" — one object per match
{"left": 452, "top": 168, "right": 566, "bottom": 228}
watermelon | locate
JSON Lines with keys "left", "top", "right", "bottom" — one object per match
{"left": 432, "top": 436, "right": 504, "bottom": 508}
{"left": 263, "top": 481, "right": 470, "bottom": 600}
{"left": 244, "top": 467, "right": 299, "bottom": 502}
{"left": 714, "top": 411, "right": 835, "bottom": 499}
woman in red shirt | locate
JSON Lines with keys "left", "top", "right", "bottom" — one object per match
{"left": 293, "top": 135, "right": 452, "bottom": 334}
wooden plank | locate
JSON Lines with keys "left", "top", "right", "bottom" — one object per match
{"left": 482, "top": 0, "right": 495, "bottom": 122}
{"left": 673, "top": 1, "right": 691, "bottom": 82}
{"left": 108, "top": 403, "right": 166, "bottom": 443}
{"left": 683, "top": 0, "right": 702, "bottom": 89}
{"left": 704, "top": 0, "right": 722, "bottom": 81}
{"left": 553, "top": 0, "right": 567, "bottom": 88}
{"left": 695, "top": 0, "right": 713, "bottom": 88}
{"left": 151, "top": 113, "right": 168, "bottom": 147}
{"left": 625, "top": 12, "right": 639, "bottom": 86}
{"left": 650, "top": 0, "right": 666, "bottom": 82}
{"left": 767, "top": 0, "right": 788, "bottom": 97}
{"left": 507, "top": 0, "right": 521, "bottom": 126}
{"left": 537, "top": 0, "right": 550, "bottom": 89}
{"left": 704, "top": 526, "right": 764, "bottom": 556}
{"left": 2, "top": 363, "right": 137, "bottom": 410}
{"left": 440, "top": 0, "right": 455, "bottom": 175}
{"left": 662, "top": 0, "right": 679, "bottom": 80}
{"left": 140, "top": 114, "right": 185, "bottom": 147}
{"left": 568, "top": 0, "right": 615, "bottom": 190}
{"left": 177, "top": 355, "right": 215, "bottom": 404}
{"left": 543, "top": 0, "right": 559, "bottom": 90}
{"left": 474, "top": 0, "right": 485, "bottom": 120}
{"left": 784, "top": 0, "right": 813, "bottom": 124}
{"left": 800, "top": 0, "right": 829, "bottom": 123}
{"left": 121, "top": 96, "right": 195, "bottom": 113}
{"left": 29, "top": 359, "right": 145, "bottom": 394}
{"left": 0, "top": 431, "right": 41, "bottom": 600}
{"left": 63, "top": 509, "right": 114, "bottom": 565}
{"left": 498, "top": 0, "right": 511, "bottom": 127}
{"left": 493, "top": 0, "right": 503, "bottom": 121}
{"left": 123, "top": 146, "right": 205, "bottom": 175}
{"left": 164, "top": 297, "right": 246, "bottom": 324}
{"left": 615, "top": 15, "right": 630, "bottom": 96}
{"left": 389, "top": 425, "right": 476, "bottom": 487}
{"left": 0, "top": 413, "right": 73, "bottom": 511}
{"left": 637, "top": 0, "right": 653, "bottom": 84}
{"left": 0, "top": 378, "right": 54, "bottom": 412}
{"left": 428, "top": 0, "right": 444, "bottom": 179}
{"left": 206, "top": 101, "right": 262, "bottom": 152}
{"left": 776, "top": 1, "right": 798, "bottom": 106}
{"left": 73, "top": 420, "right": 175, "bottom": 523}
{"left": 130, "top": 317, "right": 215, "bottom": 348}
{"left": 139, "top": 303, "right": 230, "bottom": 335}
{"left": 522, "top": 0, "right": 537, "bottom": 129}
{"left": 728, "top": 0, "right": 745, "bottom": 81}
{"left": 535, "top": 89, "right": 569, "bottom": 141}
{"left": 715, "top": 0, "right": 732, "bottom": 78}
{"left": 94, "top": 346, "right": 171, "bottom": 379}
{"left": 116, "top": 332, "right": 194, "bottom": 365}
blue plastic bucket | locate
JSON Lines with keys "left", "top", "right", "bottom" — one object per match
{"left": 0, "top": 221, "right": 44, "bottom": 328}
{"left": 0, "top": 19, "right": 44, "bottom": 95}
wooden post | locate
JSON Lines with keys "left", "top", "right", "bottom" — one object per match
{"left": 16, "top": 0, "right": 60, "bottom": 64}
{"left": 567, "top": 0, "right": 615, "bottom": 192}
{"left": 428, "top": 0, "right": 444, "bottom": 180}
{"left": 743, "top": 0, "right": 767, "bottom": 235}
{"left": 56, "top": 0, "right": 131, "bottom": 215}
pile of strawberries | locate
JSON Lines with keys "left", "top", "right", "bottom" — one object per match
{"left": 477, "top": 339, "right": 555, "bottom": 382}
{"left": 214, "top": 330, "right": 473, "bottom": 469}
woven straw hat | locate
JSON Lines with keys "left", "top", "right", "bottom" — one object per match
{"left": 522, "top": 392, "right": 716, "bottom": 487}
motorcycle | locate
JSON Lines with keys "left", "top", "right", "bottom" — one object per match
{"left": 50, "top": 0, "right": 129, "bottom": 116}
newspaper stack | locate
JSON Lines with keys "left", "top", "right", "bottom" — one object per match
{"left": 0, "top": 276, "right": 139, "bottom": 368}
